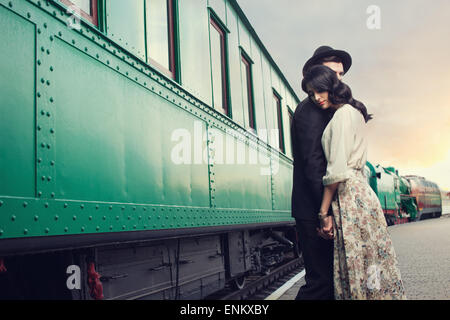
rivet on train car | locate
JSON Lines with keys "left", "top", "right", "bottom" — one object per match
{"left": 24, "top": 229, "right": 28, "bottom": 235}
{"left": 47, "top": 144, "right": 51, "bottom": 149}
{"left": 96, "top": 226, "right": 100, "bottom": 231}
{"left": 51, "top": 192, "right": 55, "bottom": 198}
{"left": 89, "top": 216, "right": 92, "bottom": 220}
{"left": 46, "top": 80, "right": 50, "bottom": 86}
{"left": 38, "top": 28, "right": 41, "bottom": 34}
{"left": 49, "top": 36, "right": 54, "bottom": 41}
{"left": 0, "top": 200, "right": 3, "bottom": 207}
{"left": 64, "top": 227, "right": 68, "bottom": 232}
{"left": 81, "top": 227, "right": 85, "bottom": 232}
{"left": 23, "top": 202, "right": 28, "bottom": 208}
{"left": 102, "top": 216, "right": 106, "bottom": 220}
{"left": 121, "top": 206, "right": 125, "bottom": 210}
{"left": 72, "top": 39, "right": 76, "bottom": 45}
{"left": 95, "top": 205, "right": 99, "bottom": 210}
{"left": 41, "top": 78, "right": 45, "bottom": 84}
{"left": 0, "top": 230, "right": 3, "bottom": 236}
{"left": 107, "top": 60, "right": 110, "bottom": 65}
{"left": 46, "top": 49, "right": 50, "bottom": 55}
{"left": 27, "top": 13, "right": 31, "bottom": 19}
{"left": 49, "top": 97, "right": 54, "bottom": 103}
{"left": 50, "top": 66, "right": 54, "bottom": 72}
{"left": 127, "top": 216, "right": 131, "bottom": 220}
{"left": 37, "top": 92, "right": 41, "bottom": 98}
{"left": 41, "top": 176, "right": 46, "bottom": 181}
{"left": 64, "top": 203, "right": 68, "bottom": 208}
{"left": 58, "top": 31, "right": 62, "bottom": 36}
{"left": 133, "top": 225, "right": 137, "bottom": 229}
{"left": 55, "top": 215, "right": 59, "bottom": 220}
{"left": 50, "top": 128, "right": 55, "bottom": 134}
{"left": 96, "top": 54, "right": 99, "bottom": 59}
{"left": 38, "top": 191, "right": 42, "bottom": 197}
{"left": 37, "top": 158, "right": 42, "bottom": 163}
{"left": 122, "top": 225, "right": 126, "bottom": 230}
{"left": 116, "top": 216, "right": 119, "bottom": 220}
{"left": 80, "top": 204, "right": 84, "bottom": 209}
{"left": 109, "top": 226, "right": 113, "bottom": 230}
{"left": 45, "top": 202, "right": 49, "bottom": 208}
{"left": 11, "top": 215, "right": 16, "bottom": 221}
{"left": 84, "top": 47, "right": 88, "bottom": 52}
{"left": 45, "top": 228, "right": 50, "bottom": 233}
{"left": 43, "top": 23, "right": 47, "bottom": 29}
{"left": 109, "top": 205, "right": 113, "bottom": 210}
{"left": 8, "top": 2, "right": 13, "bottom": 8}
{"left": 73, "top": 215, "right": 77, "bottom": 220}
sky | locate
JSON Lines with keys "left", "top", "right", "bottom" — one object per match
{"left": 237, "top": 0, "right": 450, "bottom": 191}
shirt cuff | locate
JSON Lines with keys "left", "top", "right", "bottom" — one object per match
{"left": 323, "top": 171, "right": 351, "bottom": 186}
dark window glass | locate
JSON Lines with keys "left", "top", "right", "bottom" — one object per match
{"left": 210, "top": 18, "right": 228, "bottom": 116}
{"left": 61, "top": 0, "right": 98, "bottom": 26}
{"left": 241, "top": 54, "right": 255, "bottom": 130}
{"left": 146, "top": 0, "right": 176, "bottom": 79}
{"left": 273, "top": 92, "right": 285, "bottom": 153}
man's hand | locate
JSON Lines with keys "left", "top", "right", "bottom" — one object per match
{"left": 317, "top": 216, "right": 334, "bottom": 240}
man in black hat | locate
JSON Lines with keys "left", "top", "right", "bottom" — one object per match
{"left": 291, "top": 46, "right": 352, "bottom": 300}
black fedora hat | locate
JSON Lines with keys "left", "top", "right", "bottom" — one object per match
{"left": 302, "top": 45, "right": 352, "bottom": 76}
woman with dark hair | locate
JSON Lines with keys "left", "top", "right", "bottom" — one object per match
{"left": 302, "top": 65, "right": 406, "bottom": 300}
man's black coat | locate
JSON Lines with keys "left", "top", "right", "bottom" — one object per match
{"left": 291, "top": 97, "right": 333, "bottom": 221}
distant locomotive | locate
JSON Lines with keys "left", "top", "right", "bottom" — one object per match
{"left": 0, "top": 0, "right": 298, "bottom": 299}
{"left": 365, "top": 162, "right": 442, "bottom": 225}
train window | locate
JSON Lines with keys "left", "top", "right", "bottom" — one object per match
{"left": 209, "top": 16, "right": 229, "bottom": 116}
{"left": 145, "top": 0, "right": 176, "bottom": 79}
{"left": 241, "top": 52, "right": 255, "bottom": 131}
{"left": 60, "top": 0, "right": 98, "bottom": 26}
{"left": 273, "top": 91, "right": 285, "bottom": 153}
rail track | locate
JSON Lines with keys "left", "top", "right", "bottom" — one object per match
{"left": 205, "top": 257, "right": 304, "bottom": 300}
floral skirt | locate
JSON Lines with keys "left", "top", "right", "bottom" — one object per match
{"left": 331, "top": 169, "right": 407, "bottom": 300}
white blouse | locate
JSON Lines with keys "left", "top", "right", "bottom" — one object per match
{"left": 321, "top": 104, "right": 368, "bottom": 186}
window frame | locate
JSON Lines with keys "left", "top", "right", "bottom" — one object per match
{"left": 145, "top": 0, "right": 177, "bottom": 80}
{"left": 273, "top": 90, "right": 285, "bottom": 154}
{"left": 241, "top": 51, "right": 256, "bottom": 131}
{"left": 60, "top": 0, "right": 99, "bottom": 27}
{"left": 209, "top": 15, "right": 230, "bottom": 117}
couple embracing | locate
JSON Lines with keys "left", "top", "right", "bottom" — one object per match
{"left": 291, "top": 46, "right": 407, "bottom": 300}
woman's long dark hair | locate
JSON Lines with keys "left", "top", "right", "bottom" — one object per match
{"left": 301, "top": 65, "right": 372, "bottom": 123}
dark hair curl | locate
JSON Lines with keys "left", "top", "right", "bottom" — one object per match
{"left": 301, "top": 65, "right": 372, "bottom": 123}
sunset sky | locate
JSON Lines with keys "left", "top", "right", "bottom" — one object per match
{"left": 238, "top": 0, "right": 450, "bottom": 191}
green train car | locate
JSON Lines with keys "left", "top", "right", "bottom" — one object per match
{"left": 0, "top": 0, "right": 299, "bottom": 299}
{"left": 365, "top": 161, "right": 441, "bottom": 225}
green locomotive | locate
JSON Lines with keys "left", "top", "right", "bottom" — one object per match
{"left": 365, "top": 162, "right": 442, "bottom": 225}
{"left": 0, "top": 0, "right": 299, "bottom": 299}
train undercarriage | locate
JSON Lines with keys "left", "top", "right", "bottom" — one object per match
{"left": 0, "top": 225, "right": 298, "bottom": 300}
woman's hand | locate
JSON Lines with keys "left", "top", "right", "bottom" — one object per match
{"left": 317, "top": 216, "right": 334, "bottom": 240}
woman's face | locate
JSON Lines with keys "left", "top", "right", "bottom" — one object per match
{"left": 307, "top": 85, "right": 332, "bottom": 110}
